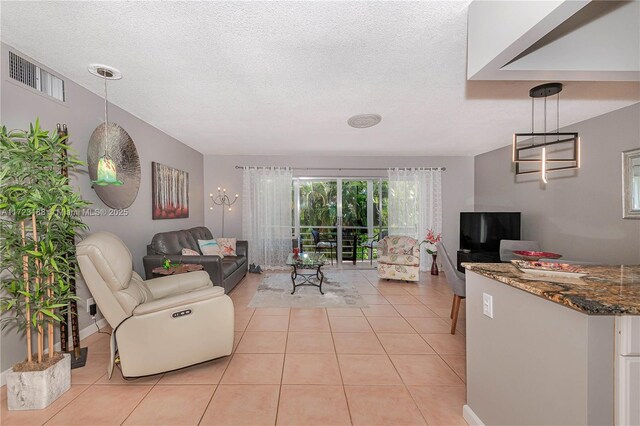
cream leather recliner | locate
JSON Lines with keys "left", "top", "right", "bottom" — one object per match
{"left": 76, "top": 232, "right": 234, "bottom": 378}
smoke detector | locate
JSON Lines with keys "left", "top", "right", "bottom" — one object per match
{"left": 88, "top": 64, "right": 122, "bottom": 80}
{"left": 347, "top": 114, "right": 382, "bottom": 128}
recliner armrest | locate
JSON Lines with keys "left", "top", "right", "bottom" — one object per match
{"left": 145, "top": 271, "right": 212, "bottom": 299}
{"left": 133, "top": 286, "right": 226, "bottom": 316}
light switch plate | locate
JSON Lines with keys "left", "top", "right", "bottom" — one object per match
{"left": 483, "top": 293, "right": 494, "bottom": 318}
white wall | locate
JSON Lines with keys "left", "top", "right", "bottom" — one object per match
{"left": 0, "top": 44, "right": 205, "bottom": 373}
{"left": 475, "top": 103, "right": 640, "bottom": 264}
{"left": 203, "top": 155, "right": 475, "bottom": 259}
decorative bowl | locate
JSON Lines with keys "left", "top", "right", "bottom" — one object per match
{"left": 512, "top": 250, "right": 562, "bottom": 261}
{"left": 510, "top": 260, "right": 587, "bottom": 278}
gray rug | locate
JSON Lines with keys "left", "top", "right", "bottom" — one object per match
{"left": 248, "top": 272, "right": 368, "bottom": 308}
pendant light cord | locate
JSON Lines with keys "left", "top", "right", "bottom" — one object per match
{"left": 103, "top": 73, "right": 109, "bottom": 155}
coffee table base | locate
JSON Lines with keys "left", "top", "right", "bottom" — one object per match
{"left": 291, "top": 265, "right": 324, "bottom": 295}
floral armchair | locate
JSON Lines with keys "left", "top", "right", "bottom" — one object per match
{"left": 377, "top": 236, "right": 420, "bottom": 282}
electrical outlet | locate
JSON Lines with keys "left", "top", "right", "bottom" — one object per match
{"left": 483, "top": 293, "right": 494, "bottom": 318}
{"left": 86, "top": 297, "right": 95, "bottom": 313}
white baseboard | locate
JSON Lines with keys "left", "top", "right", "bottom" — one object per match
{"left": 0, "top": 317, "right": 109, "bottom": 387}
{"left": 463, "top": 405, "right": 485, "bottom": 426}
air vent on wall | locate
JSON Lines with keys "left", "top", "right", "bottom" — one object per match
{"left": 9, "top": 51, "right": 65, "bottom": 102}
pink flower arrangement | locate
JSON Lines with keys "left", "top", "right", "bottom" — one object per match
{"left": 421, "top": 229, "right": 442, "bottom": 254}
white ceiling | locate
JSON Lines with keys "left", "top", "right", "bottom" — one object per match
{"left": 1, "top": 1, "right": 639, "bottom": 157}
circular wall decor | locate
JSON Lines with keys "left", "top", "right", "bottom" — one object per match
{"left": 87, "top": 122, "right": 141, "bottom": 208}
{"left": 347, "top": 114, "right": 382, "bottom": 128}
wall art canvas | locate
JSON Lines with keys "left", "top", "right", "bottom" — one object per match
{"left": 152, "top": 162, "right": 189, "bottom": 219}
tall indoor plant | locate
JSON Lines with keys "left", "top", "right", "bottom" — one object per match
{"left": 0, "top": 120, "right": 89, "bottom": 410}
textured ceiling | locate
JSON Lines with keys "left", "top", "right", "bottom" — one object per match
{"left": 1, "top": 1, "right": 639, "bottom": 156}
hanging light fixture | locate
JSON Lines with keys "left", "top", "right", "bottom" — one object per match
{"left": 513, "top": 82, "right": 580, "bottom": 183}
{"left": 88, "top": 64, "right": 123, "bottom": 186}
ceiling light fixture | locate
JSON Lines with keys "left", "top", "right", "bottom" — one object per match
{"left": 88, "top": 64, "right": 123, "bottom": 186}
{"left": 347, "top": 114, "right": 382, "bottom": 128}
{"left": 513, "top": 83, "right": 580, "bottom": 184}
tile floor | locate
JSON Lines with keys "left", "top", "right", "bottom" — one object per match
{"left": 1, "top": 268, "right": 467, "bottom": 425}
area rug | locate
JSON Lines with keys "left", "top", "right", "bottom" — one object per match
{"left": 248, "top": 272, "right": 368, "bottom": 308}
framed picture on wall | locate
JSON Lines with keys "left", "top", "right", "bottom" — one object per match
{"left": 152, "top": 162, "right": 189, "bottom": 219}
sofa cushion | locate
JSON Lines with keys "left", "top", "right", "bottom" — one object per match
{"left": 198, "top": 239, "right": 225, "bottom": 257}
{"left": 386, "top": 236, "right": 418, "bottom": 255}
{"left": 150, "top": 229, "right": 200, "bottom": 255}
{"left": 182, "top": 248, "right": 200, "bottom": 256}
{"left": 216, "top": 238, "right": 237, "bottom": 256}
{"left": 378, "top": 254, "right": 420, "bottom": 267}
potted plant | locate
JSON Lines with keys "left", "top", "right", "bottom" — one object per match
{"left": 0, "top": 120, "right": 89, "bottom": 410}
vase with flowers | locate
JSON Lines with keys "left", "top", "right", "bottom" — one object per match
{"left": 420, "top": 229, "right": 442, "bottom": 275}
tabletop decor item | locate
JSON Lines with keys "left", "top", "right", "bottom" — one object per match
{"left": 152, "top": 162, "right": 189, "bottom": 219}
{"left": 421, "top": 229, "right": 442, "bottom": 275}
{"left": 511, "top": 260, "right": 588, "bottom": 279}
{"left": 0, "top": 120, "right": 90, "bottom": 410}
{"left": 513, "top": 250, "right": 562, "bottom": 261}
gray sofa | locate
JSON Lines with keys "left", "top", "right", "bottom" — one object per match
{"left": 143, "top": 226, "right": 247, "bottom": 294}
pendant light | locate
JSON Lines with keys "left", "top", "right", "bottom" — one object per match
{"left": 513, "top": 82, "right": 580, "bottom": 183}
{"left": 88, "top": 64, "right": 123, "bottom": 186}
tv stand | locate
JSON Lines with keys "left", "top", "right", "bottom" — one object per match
{"left": 456, "top": 250, "right": 501, "bottom": 273}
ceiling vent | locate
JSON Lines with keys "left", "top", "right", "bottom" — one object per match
{"left": 9, "top": 51, "right": 65, "bottom": 102}
{"left": 348, "top": 114, "right": 382, "bottom": 128}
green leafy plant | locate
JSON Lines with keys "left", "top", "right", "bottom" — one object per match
{"left": 0, "top": 119, "right": 90, "bottom": 369}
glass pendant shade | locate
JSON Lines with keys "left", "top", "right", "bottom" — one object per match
{"left": 93, "top": 155, "right": 123, "bottom": 186}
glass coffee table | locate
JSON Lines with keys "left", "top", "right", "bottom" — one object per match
{"left": 286, "top": 253, "right": 326, "bottom": 295}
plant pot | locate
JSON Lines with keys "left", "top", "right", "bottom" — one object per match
{"left": 431, "top": 254, "right": 439, "bottom": 275}
{"left": 7, "top": 353, "right": 71, "bottom": 410}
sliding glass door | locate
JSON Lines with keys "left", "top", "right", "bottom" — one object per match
{"left": 294, "top": 177, "right": 388, "bottom": 266}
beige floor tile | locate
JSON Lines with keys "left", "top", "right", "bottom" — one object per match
{"left": 236, "top": 331, "right": 287, "bottom": 354}
{"left": 82, "top": 332, "right": 111, "bottom": 353}
{"left": 221, "top": 354, "right": 284, "bottom": 384}
{"left": 360, "top": 294, "right": 390, "bottom": 305}
{"left": 366, "top": 316, "right": 415, "bottom": 333}
{"left": 286, "top": 332, "right": 335, "bottom": 353}
{"left": 123, "top": 384, "right": 214, "bottom": 425}
{"left": 384, "top": 295, "right": 422, "bottom": 305}
{"left": 326, "top": 307, "right": 364, "bottom": 317}
{"left": 0, "top": 385, "right": 88, "bottom": 426}
{"left": 421, "top": 333, "right": 466, "bottom": 355}
{"left": 253, "top": 307, "right": 291, "bottom": 316}
{"left": 377, "top": 333, "right": 436, "bottom": 355}
{"left": 234, "top": 315, "right": 252, "bottom": 332}
{"left": 441, "top": 355, "right": 467, "bottom": 382}
{"left": 329, "top": 316, "right": 373, "bottom": 332}
{"left": 200, "top": 385, "right": 279, "bottom": 426}
{"left": 234, "top": 306, "right": 256, "bottom": 317}
{"left": 409, "top": 385, "right": 467, "bottom": 425}
{"left": 246, "top": 315, "right": 290, "bottom": 332}
{"left": 377, "top": 285, "right": 411, "bottom": 296}
{"left": 288, "top": 315, "right": 330, "bottom": 332}
{"left": 277, "top": 385, "right": 351, "bottom": 426}
{"left": 389, "top": 354, "right": 463, "bottom": 386}
{"left": 158, "top": 356, "right": 230, "bottom": 384}
{"left": 46, "top": 384, "right": 151, "bottom": 425}
{"left": 233, "top": 331, "right": 243, "bottom": 352}
{"left": 70, "top": 352, "right": 110, "bottom": 384}
{"left": 394, "top": 304, "right": 439, "bottom": 318}
{"left": 405, "top": 317, "right": 451, "bottom": 334}
{"left": 361, "top": 305, "right": 400, "bottom": 317}
{"left": 95, "top": 367, "right": 163, "bottom": 385}
{"left": 337, "top": 354, "right": 402, "bottom": 385}
{"left": 282, "top": 353, "right": 342, "bottom": 384}
{"left": 333, "top": 332, "right": 385, "bottom": 354}
{"left": 344, "top": 385, "right": 426, "bottom": 425}
{"left": 290, "top": 308, "right": 327, "bottom": 319}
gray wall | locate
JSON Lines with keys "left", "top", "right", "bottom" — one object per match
{"left": 475, "top": 103, "right": 640, "bottom": 264}
{"left": 203, "top": 155, "right": 475, "bottom": 259}
{"left": 0, "top": 44, "right": 204, "bottom": 373}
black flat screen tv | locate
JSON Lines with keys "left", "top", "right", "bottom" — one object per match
{"left": 459, "top": 212, "right": 521, "bottom": 252}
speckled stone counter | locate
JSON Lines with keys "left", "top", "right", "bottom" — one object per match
{"left": 463, "top": 263, "right": 640, "bottom": 315}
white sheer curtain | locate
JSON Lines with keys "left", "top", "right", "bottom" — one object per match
{"left": 242, "top": 167, "right": 293, "bottom": 269}
{"left": 388, "top": 168, "right": 442, "bottom": 271}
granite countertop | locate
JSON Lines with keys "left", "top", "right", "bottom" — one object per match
{"left": 463, "top": 263, "right": 640, "bottom": 315}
